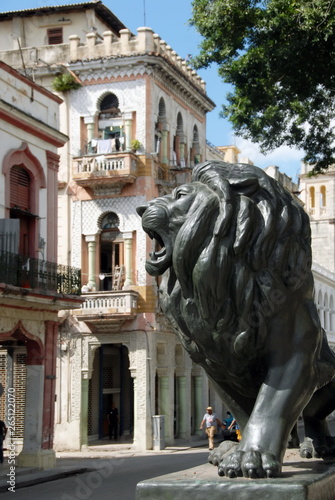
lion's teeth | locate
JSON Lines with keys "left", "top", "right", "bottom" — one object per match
{"left": 149, "top": 252, "right": 157, "bottom": 261}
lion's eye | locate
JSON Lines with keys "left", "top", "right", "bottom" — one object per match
{"left": 175, "top": 189, "right": 188, "bottom": 200}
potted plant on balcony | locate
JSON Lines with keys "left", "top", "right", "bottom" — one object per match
{"left": 131, "top": 139, "right": 141, "bottom": 153}
{"left": 52, "top": 73, "right": 82, "bottom": 92}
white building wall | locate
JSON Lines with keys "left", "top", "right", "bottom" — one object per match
{"left": 300, "top": 166, "right": 335, "bottom": 272}
{"left": 0, "top": 11, "right": 114, "bottom": 50}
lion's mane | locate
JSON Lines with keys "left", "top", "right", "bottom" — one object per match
{"left": 160, "top": 161, "right": 314, "bottom": 391}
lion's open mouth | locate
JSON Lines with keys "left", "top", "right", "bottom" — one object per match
{"left": 136, "top": 204, "right": 173, "bottom": 276}
{"left": 145, "top": 229, "right": 172, "bottom": 276}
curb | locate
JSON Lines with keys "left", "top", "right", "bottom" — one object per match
{"left": 0, "top": 467, "right": 91, "bottom": 493}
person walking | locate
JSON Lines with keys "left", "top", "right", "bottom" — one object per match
{"left": 199, "top": 406, "right": 223, "bottom": 450}
{"left": 107, "top": 402, "right": 119, "bottom": 440}
{"left": 0, "top": 419, "right": 7, "bottom": 464}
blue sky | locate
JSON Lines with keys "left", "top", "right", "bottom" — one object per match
{"left": 3, "top": 0, "right": 303, "bottom": 180}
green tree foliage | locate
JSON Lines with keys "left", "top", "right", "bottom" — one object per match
{"left": 190, "top": 0, "right": 335, "bottom": 173}
{"left": 52, "top": 73, "right": 82, "bottom": 92}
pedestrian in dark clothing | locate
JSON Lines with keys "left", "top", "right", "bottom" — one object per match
{"left": 0, "top": 420, "right": 7, "bottom": 464}
{"left": 107, "top": 402, "right": 119, "bottom": 440}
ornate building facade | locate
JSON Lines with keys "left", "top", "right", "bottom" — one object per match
{"left": 0, "top": 2, "right": 221, "bottom": 451}
{"left": 299, "top": 164, "right": 335, "bottom": 350}
{"left": 0, "top": 60, "right": 82, "bottom": 467}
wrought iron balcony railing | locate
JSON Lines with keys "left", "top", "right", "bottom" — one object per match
{"left": 0, "top": 251, "right": 81, "bottom": 295}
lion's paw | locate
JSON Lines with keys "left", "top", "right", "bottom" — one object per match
{"left": 300, "top": 436, "right": 335, "bottom": 460}
{"left": 314, "top": 436, "right": 335, "bottom": 460}
{"left": 300, "top": 437, "right": 317, "bottom": 459}
{"left": 217, "top": 449, "right": 281, "bottom": 478}
{"left": 208, "top": 440, "right": 239, "bottom": 466}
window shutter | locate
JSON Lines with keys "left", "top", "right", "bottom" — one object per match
{"left": 10, "top": 166, "right": 30, "bottom": 211}
{"left": 47, "top": 28, "right": 63, "bottom": 45}
{"left": 0, "top": 219, "right": 20, "bottom": 254}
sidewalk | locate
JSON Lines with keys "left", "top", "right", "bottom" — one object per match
{"left": 0, "top": 436, "right": 210, "bottom": 492}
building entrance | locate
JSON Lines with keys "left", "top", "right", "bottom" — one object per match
{"left": 88, "top": 343, "right": 133, "bottom": 440}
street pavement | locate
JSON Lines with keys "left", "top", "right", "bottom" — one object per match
{"left": 0, "top": 419, "right": 334, "bottom": 497}
{"left": 0, "top": 435, "right": 211, "bottom": 496}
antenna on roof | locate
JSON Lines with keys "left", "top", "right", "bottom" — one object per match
{"left": 143, "top": 0, "right": 146, "bottom": 26}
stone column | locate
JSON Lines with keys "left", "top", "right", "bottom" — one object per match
{"left": 85, "top": 234, "right": 97, "bottom": 291}
{"left": 130, "top": 332, "right": 153, "bottom": 451}
{"left": 159, "top": 376, "right": 170, "bottom": 441}
{"left": 177, "top": 376, "right": 187, "bottom": 439}
{"left": 46, "top": 151, "right": 60, "bottom": 263}
{"left": 123, "top": 231, "right": 134, "bottom": 288}
{"left": 84, "top": 116, "right": 95, "bottom": 153}
{"left": 124, "top": 112, "right": 133, "bottom": 151}
{"left": 80, "top": 371, "right": 89, "bottom": 449}
{"left": 41, "top": 321, "right": 58, "bottom": 451}
{"left": 180, "top": 141, "right": 186, "bottom": 164}
{"left": 18, "top": 365, "right": 48, "bottom": 468}
{"left": 194, "top": 374, "right": 203, "bottom": 436}
{"left": 161, "top": 128, "right": 168, "bottom": 164}
{"left": 18, "top": 324, "right": 57, "bottom": 469}
{"left": 130, "top": 370, "right": 138, "bottom": 446}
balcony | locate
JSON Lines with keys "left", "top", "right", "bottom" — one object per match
{"left": 73, "top": 290, "right": 139, "bottom": 332}
{"left": 0, "top": 251, "right": 81, "bottom": 295}
{"left": 72, "top": 152, "right": 138, "bottom": 195}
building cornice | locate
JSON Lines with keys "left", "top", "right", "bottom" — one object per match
{"left": 0, "top": 99, "right": 68, "bottom": 147}
{"left": 69, "top": 54, "right": 215, "bottom": 114}
{"left": 0, "top": 60, "right": 63, "bottom": 104}
{"left": 312, "top": 261, "right": 335, "bottom": 286}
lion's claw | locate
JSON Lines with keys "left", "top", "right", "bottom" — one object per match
{"left": 261, "top": 452, "right": 281, "bottom": 477}
{"left": 227, "top": 469, "right": 237, "bottom": 478}
{"left": 300, "top": 436, "right": 335, "bottom": 460}
{"left": 242, "top": 450, "right": 265, "bottom": 478}
{"left": 218, "top": 449, "right": 281, "bottom": 478}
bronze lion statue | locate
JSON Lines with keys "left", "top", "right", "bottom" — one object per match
{"left": 137, "top": 161, "right": 335, "bottom": 478}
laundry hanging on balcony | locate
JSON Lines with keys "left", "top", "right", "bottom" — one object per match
{"left": 96, "top": 139, "right": 113, "bottom": 154}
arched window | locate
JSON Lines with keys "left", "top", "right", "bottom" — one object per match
{"left": 320, "top": 185, "right": 326, "bottom": 208}
{"left": 309, "top": 186, "right": 315, "bottom": 208}
{"left": 10, "top": 166, "right": 30, "bottom": 211}
{"left": 173, "top": 113, "right": 185, "bottom": 168}
{"left": 9, "top": 166, "right": 33, "bottom": 257}
{"left": 89, "top": 93, "right": 124, "bottom": 152}
{"left": 99, "top": 93, "right": 120, "bottom": 116}
{"left": 99, "top": 213, "right": 124, "bottom": 291}
{"left": 155, "top": 98, "right": 167, "bottom": 163}
{"left": 2, "top": 143, "right": 46, "bottom": 259}
{"left": 190, "top": 125, "right": 200, "bottom": 167}
{"left": 158, "top": 98, "right": 166, "bottom": 120}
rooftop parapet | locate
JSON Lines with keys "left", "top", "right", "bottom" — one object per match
{"left": 70, "top": 27, "right": 206, "bottom": 91}
{"left": 0, "top": 26, "right": 206, "bottom": 92}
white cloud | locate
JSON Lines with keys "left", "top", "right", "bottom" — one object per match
{"left": 235, "top": 138, "right": 304, "bottom": 182}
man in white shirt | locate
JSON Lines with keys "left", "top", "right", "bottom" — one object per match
{"left": 199, "top": 406, "right": 224, "bottom": 450}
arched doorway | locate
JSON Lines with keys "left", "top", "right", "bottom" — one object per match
{"left": 88, "top": 344, "right": 133, "bottom": 441}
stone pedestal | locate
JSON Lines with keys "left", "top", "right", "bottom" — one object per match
{"left": 136, "top": 450, "right": 335, "bottom": 500}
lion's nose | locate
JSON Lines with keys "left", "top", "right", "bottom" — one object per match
{"left": 136, "top": 204, "right": 148, "bottom": 217}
